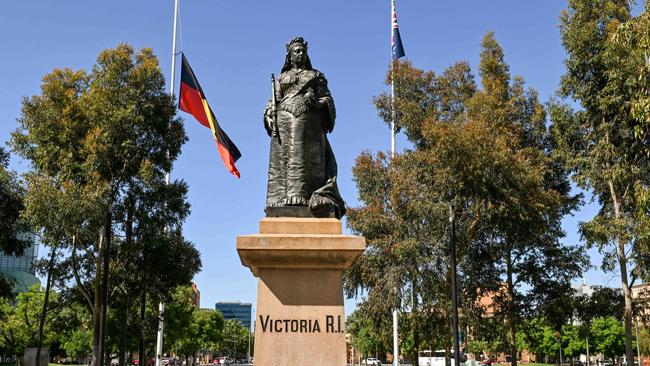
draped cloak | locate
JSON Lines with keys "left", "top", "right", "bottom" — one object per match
{"left": 263, "top": 68, "right": 346, "bottom": 218}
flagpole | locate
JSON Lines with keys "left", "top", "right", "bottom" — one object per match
{"left": 390, "top": 0, "right": 396, "bottom": 159}
{"left": 391, "top": 1, "right": 399, "bottom": 365}
{"left": 155, "top": 1, "right": 179, "bottom": 365}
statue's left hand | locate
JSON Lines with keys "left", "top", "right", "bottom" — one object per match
{"left": 305, "top": 90, "right": 318, "bottom": 107}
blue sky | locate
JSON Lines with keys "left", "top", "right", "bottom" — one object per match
{"left": 0, "top": 1, "right": 639, "bottom": 316}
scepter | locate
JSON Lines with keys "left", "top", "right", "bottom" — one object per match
{"left": 270, "top": 73, "right": 280, "bottom": 141}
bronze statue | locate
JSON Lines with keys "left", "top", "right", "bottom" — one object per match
{"left": 263, "top": 37, "right": 346, "bottom": 219}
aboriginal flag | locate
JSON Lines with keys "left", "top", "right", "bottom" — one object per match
{"left": 179, "top": 53, "right": 241, "bottom": 178}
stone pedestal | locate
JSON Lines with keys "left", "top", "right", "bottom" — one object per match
{"left": 237, "top": 217, "right": 365, "bottom": 366}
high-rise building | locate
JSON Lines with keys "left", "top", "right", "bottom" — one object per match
{"left": 215, "top": 301, "right": 252, "bottom": 329}
{"left": 632, "top": 282, "right": 650, "bottom": 320}
{"left": 572, "top": 281, "right": 596, "bottom": 297}
{"left": 191, "top": 282, "right": 200, "bottom": 308}
{"left": 0, "top": 232, "right": 40, "bottom": 293}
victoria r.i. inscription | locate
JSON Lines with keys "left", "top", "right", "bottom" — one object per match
{"left": 258, "top": 314, "right": 344, "bottom": 333}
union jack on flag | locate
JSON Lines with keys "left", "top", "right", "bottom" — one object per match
{"left": 392, "top": 0, "right": 405, "bottom": 60}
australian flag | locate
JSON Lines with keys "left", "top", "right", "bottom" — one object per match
{"left": 392, "top": 0, "right": 405, "bottom": 60}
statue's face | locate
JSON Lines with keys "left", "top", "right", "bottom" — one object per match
{"left": 290, "top": 45, "right": 307, "bottom": 69}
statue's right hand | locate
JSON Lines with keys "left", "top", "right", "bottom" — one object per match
{"left": 264, "top": 115, "right": 275, "bottom": 136}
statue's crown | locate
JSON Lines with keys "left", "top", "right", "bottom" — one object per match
{"left": 286, "top": 37, "right": 308, "bottom": 51}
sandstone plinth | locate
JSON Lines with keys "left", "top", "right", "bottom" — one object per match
{"left": 237, "top": 217, "right": 365, "bottom": 366}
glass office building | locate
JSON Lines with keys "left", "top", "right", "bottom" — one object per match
{"left": 215, "top": 301, "right": 252, "bottom": 329}
{"left": 0, "top": 232, "right": 40, "bottom": 293}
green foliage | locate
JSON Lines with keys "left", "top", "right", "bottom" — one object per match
{"left": 574, "top": 286, "right": 624, "bottom": 323}
{"left": 11, "top": 44, "right": 200, "bottom": 360}
{"left": 164, "top": 286, "right": 196, "bottom": 351}
{"left": 347, "top": 308, "right": 383, "bottom": 359}
{"left": 639, "top": 327, "right": 650, "bottom": 357}
{"left": 539, "top": 326, "right": 560, "bottom": 361}
{"left": 220, "top": 319, "right": 250, "bottom": 358}
{"left": 561, "top": 324, "right": 585, "bottom": 358}
{"left": 63, "top": 329, "right": 93, "bottom": 361}
{"left": 168, "top": 287, "right": 224, "bottom": 358}
{"left": 0, "top": 145, "right": 28, "bottom": 263}
{"left": 0, "top": 285, "right": 58, "bottom": 356}
{"left": 590, "top": 317, "right": 625, "bottom": 361}
{"left": 552, "top": 2, "right": 650, "bottom": 363}
{"left": 347, "top": 32, "right": 583, "bottom": 363}
{"left": 51, "top": 300, "right": 93, "bottom": 361}
{"left": 466, "top": 340, "right": 490, "bottom": 356}
{"left": 517, "top": 318, "right": 556, "bottom": 360}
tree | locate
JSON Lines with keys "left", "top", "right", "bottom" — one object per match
{"left": 175, "top": 309, "right": 224, "bottom": 364}
{"left": 0, "top": 146, "right": 28, "bottom": 258}
{"left": 347, "top": 308, "right": 383, "bottom": 361}
{"left": 0, "top": 285, "right": 59, "bottom": 359}
{"left": 550, "top": 3, "right": 650, "bottom": 365}
{"left": 63, "top": 329, "right": 93, "bottom": 362}
{"left": 51, "top": 298, "right": 94, "bottom": 363}
{"left": 220, "top": 319, "right": 249, "bottom": 360}
{"left": 0, "top": 146, "right": 29, "bottom": 299}
{"left": 11, "top": 44, "right": 199, "bottom": 366}
{"left": 163, "top": 286, "right": 196, "bottom": 353}
{"left": 612, "top": 0, "right": 650, "bottom": 287}
{"left": 590, "top": 317, "right": 625, "bottom": 363}
{"left": 561, "top": 324, "right": 586, "bottom": 361}
{"left": 639, "top": 327, "right": 650, "bottom": 359}
{"left": 539, "top": 326, "right": 561, "bottom": 363}
{"left": 574, "top": 286, "right": 625, "bottom": 324}
{"left": 345, "top": 33, "right": 583, "bottom": 364}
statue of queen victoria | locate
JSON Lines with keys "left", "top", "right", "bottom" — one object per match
{"left": 263, "top": 37, "right": 346, "bottom": 219}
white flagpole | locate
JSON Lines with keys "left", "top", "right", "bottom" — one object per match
{"left": 391, "top": 0, "right": 396, "bottom": 159}
{"left": 391, "top": 4, "right": 400, "bottom": 365}
{"left": 155, "top": 1, "right": 179, "bottom": 365}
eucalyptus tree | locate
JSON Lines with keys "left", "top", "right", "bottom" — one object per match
{"left": 550, "top": 2, "right": 650, "bottom": 365}
{"left": 345, "top": 33, "right": 583, "bottom": 364}
{"left": 12, "top": 44, "right": 199, "bottom": 366}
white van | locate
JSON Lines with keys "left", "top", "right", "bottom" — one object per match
{"left": 418, "top": 350, "right": 466, "bottom": 366}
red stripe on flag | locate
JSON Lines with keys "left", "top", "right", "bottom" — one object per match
{"left": 179, "top": 81, "right": 211, "bottom": 129}
{"left": 215, "top": 138, "right": 240, "bottom": 178}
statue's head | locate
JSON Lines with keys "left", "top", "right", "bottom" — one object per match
{"left": 282, "top": 36, "right": 313, "bottom": 72}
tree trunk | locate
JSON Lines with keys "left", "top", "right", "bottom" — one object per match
{"left": 140, "top": 290, "right": 146, "bottom": 366}
{"left": 36, "top": 245, "right": 57, "bottom": 366}
{"left": 119, "top": 297, "right": 128, "bottom": 366}
{"left": 99, "top": 204, "right": 113, "bottom": 366}
{"left": 506, "top": 250, "right": 518, "bottom": 366}
{"left": 119, "top": 196, "right": 134, "bottom": 366}
{"left": 618, "top": 242, "right": 635, "bottom": 366}
{"left": 412, "top": 276, "right": 419, "bottom": 364}
{"left": 608, "top": 179, "right": 635, "bottom": 366}
{"left": 93, "top": 234, "right": 105, "bottom": 366}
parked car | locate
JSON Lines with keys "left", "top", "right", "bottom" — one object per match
{"left": 479, "top": 356, "right": 497, "bottom": 366}
{"left": 132, "top": 357, "right": 155, "bottom": 366}
{"left": 217, "top": 357, "right": 234, "bottom": 365}
{"left": 419, "top": 350, "right": 467, "bottom": 366}
{"left": 363, "top": 358, "right": 382, "bottom": 366}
